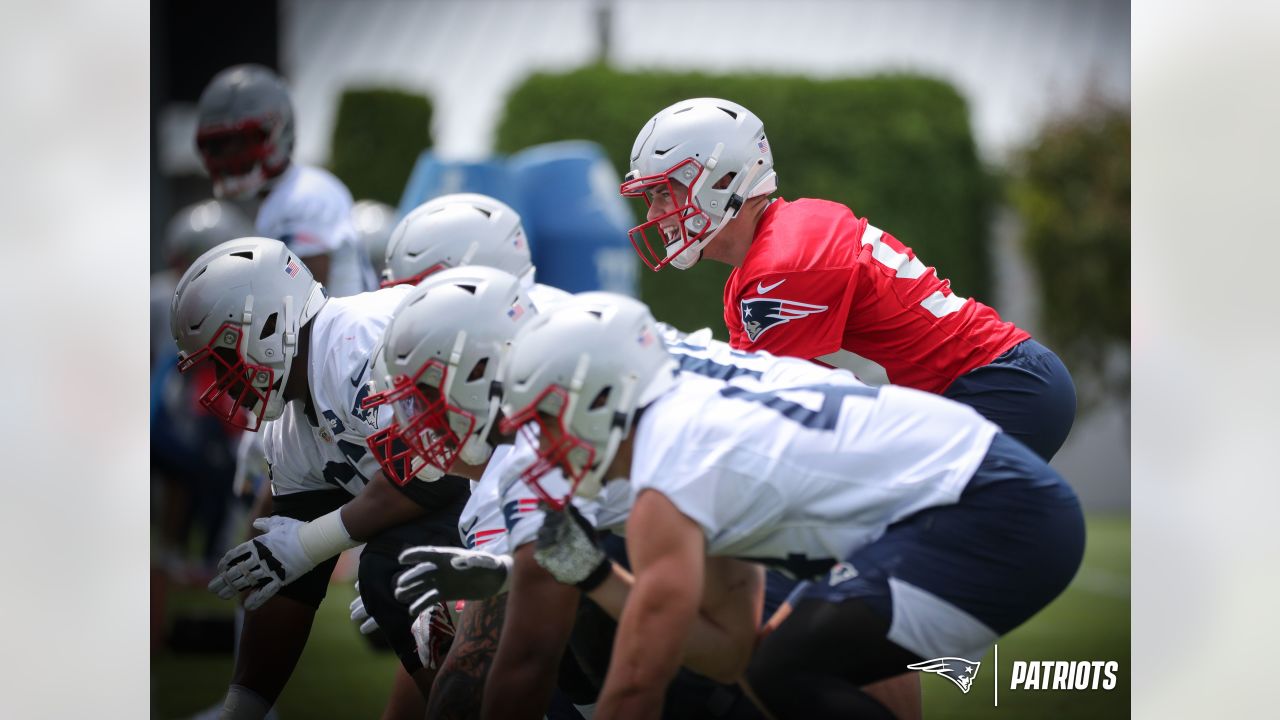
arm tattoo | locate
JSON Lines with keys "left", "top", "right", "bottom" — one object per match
{"left": 427, "top": 594, "right": 508, "bottom": 720}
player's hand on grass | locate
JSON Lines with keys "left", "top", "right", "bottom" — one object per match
{"left": 349, "top": 581, "right": 379, "bottom": 634}
{"left": 411, "top": 601, "right": 456, "bottom": 670}
{"left": 395, "top": 546, "right": 512, "bottom": 615}
{"left": 207, "top": 516, "right": 320, "bottom": 610}
{"left": 533, "top": 503, "right": 610, "bottom": 591}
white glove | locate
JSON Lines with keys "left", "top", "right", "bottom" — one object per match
{"left": 534, "top": 503, "right": 610, "bottom": 591}
{"left": 396, "top": 546, "right": 512, "bottom": 616}
{"left": 349, "top": 581, "right": 379, "bottom": 635}
{"left": 411, "top": 601, "right": 456, "bottom": 670}
{"left": 208, "top": 516, "right": 320, "bottom": 610}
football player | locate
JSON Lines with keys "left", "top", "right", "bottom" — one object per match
{"left": 384, "top": 300, "right": 864, "bottom": 719}
{"left": 172, "top": 238, "right": 468, "bottom": 719}
{"left": 620, "top": 98, "right": 1076, "bottom": 463}
{"left": 151, "top": 200, "right": 254, "bottom": 582}
{"left": 195, "top": 64, "right": 377, "bottom": 297}
{"left": 230, "top": 195, "right": 570, "bottom": 718}
{"left": 500, "top": 293, "right": 1085, "bottom": 719}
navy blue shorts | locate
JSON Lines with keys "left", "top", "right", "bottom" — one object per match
{"left": 943, "top": 338, "right": 1077, "bottom": 461}
{"left": 793, "top": 433, "right": 1085, "bottom": 660}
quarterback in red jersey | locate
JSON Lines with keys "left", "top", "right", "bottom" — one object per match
{"left": 622, "top": 97, "right": 1075, "bottom": 462}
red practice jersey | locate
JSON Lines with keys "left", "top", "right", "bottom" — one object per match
{"left": 723, "top": 198, "right": 1028, "bottom": 393}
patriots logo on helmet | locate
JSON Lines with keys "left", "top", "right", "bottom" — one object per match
{"left": 907, "top": 657, "right": 982, "bottom": 694}
{"left": 740, "top": 296, "right": 828, "bottom": 342}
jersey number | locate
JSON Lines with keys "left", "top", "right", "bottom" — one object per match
{"left": 718, "top": 383, "right": 878, "bottom": 431}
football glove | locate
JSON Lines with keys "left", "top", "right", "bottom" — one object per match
{"left": 396, "top": 546, "right": 512, "bottom": 617}
{"left": 533, "top": 503, "right": 610, "bottom": 591}
{"left": 349, "top": 581, "right": 379, "bottom": 635}
{"left": 208, "top": 516, "right": 319, "bottom": 610}
{"left": 411, "top": 601, "right": 457, "bottom": 671}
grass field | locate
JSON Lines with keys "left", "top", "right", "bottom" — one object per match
{"left": 152, "top": 515, "right": 1129, "bottom": 719}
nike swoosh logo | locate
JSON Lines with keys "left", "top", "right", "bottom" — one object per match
{"left": 350, "top": 358, "right": 369, "bottom": 387}
{"left": 460, "top": 516, "right": 479, "bottom": 536}
{"left": 756, "top": 279, "right": 786, "bottom": 294}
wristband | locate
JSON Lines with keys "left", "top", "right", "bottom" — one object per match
{"left": 576, "top": 558, "right": 612, "bottom": 593}
{"left": 297, "top": 508, "right": 359, "bottom": 565}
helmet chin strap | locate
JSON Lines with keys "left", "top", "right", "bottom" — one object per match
{"left": 579, "top": 372, "right": 638, "bottom": 498}
{"left": 459, "top": 392, "right": 502, "bottom": 466}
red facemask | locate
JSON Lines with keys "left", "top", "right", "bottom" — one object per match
{"left": 176, "top": 323, "right": 275, "bottom": 431}
{"left": 620, "top": 158, "right": 709, "bottom": 271}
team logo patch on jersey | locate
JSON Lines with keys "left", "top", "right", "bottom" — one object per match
{"left": 466, "top": 528, "right": 505, "bottom": 549}
{"left": 740, "top": 296, "right": 828, "bottom": 342}
{"left": 908, "top": 657, "right": 981, "bottom": 694}
{"left": 501, "top": 498, "right": 540, "bottom": 531}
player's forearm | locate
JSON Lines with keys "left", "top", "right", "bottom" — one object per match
{"left": 340, "top": 472, "right": 427, "bottom": 540}
{"left": 587, "top": 564, "right": 752, "bottom": 683}
{"left": 597, "top": 573, "right": 698, "bottom": 719}
{"left": 429, "top": 595, "right": 506, "bottom": 720}
{"left": 595, "top": 683, "right": 669, "bottom": 720}
{"left": 480, "top": 643, "right": 563, "bottom": 720}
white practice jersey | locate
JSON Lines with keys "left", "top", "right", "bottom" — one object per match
{"left": 631, "top": 372, "right": 998, "bottom": 578}
{"left": 264, "top": 285, "right": 415, "bottom": 497}
{"left": 257, "top": 164, "right": 378, "bottom": 297}
{"left": 496, "top": 325, "right": 861, "bottom": 552}
{"left": 457, "top": 445, "right": 515, "bottom": 555}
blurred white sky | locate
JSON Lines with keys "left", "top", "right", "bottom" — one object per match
{"left": 160, "top": 0, "right": 1130, "bottom": 170}
{"left": 285, "top": 0, "right": 1129, "bottom": 162}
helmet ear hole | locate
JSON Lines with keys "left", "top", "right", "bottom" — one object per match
{"left": 713, "top": 172, "right": 736, "bottom": 190}
{"left": 467, "top": 357, "right": 489, "bottom": 383}
{"left": 589, "top": 386, "right": 612, "bottom": 411}
{"left": 259, "top": 312, "right": 278, "bottom": 340}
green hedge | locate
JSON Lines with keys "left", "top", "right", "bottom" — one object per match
{"left": 496, "top": 65, "right": 992, "bottom": 336}
{"left": 330, "top": 88, "right": 433, "bottom": 205}
{"left": 1010, "top": 104, "right": 1130, "bottom": 406}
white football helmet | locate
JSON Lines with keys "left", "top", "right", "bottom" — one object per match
{"left": 170, "top": 237, "right": 327, "bottom": 430}
{"left": 351, "top": 200, "right": 397, "bottom": 275}
{"left": 164, "top": 199, "right": 255, "bottom": 271}
{"left": 620, "top": 98, "right": 777, "bottom": 271}
{"left": 364, "top": 266, "right": 537, "bottom": 482}
{"left": 382, "top": 193, "right": 533, "bottom": 288}
{"left": 195, "top": 64, "right": 295, "bottom": 200}
{"left": 499, "top": 292, "right": 677, "bottom": 508}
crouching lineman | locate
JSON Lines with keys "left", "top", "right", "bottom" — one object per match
{"left": 171, "top": 238, "right": 469, "bottom": 719}
{"left": 382, "top": 290, "right": 897, "bottom": 718}
{"left": 493, "top": 293, "right": 1085, "bottom": 719}
{"left": 366, "top": 266, "right": 774, "bottom": 718}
